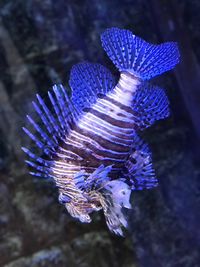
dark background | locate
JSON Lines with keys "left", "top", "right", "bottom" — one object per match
{"left": 0, "top": 0, "right": 200, "bottom": 266}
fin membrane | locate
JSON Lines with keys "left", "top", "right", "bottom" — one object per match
{"left": 133, "top": 83, "right": 170, "bottom": 130}
{"left": 69, "top": 62, "right": 116, "bottom": 111}
{"left": 101, "top": 27, "right": 180, "bottom": 80}
{"left": 73, "top": 165, "right": 112, "bottom": 191}
{"left": 122, "top": 134, "right": 158, "bottom": 190}
{"left": 85, "top": 164, "right": 112, "bottom": 190}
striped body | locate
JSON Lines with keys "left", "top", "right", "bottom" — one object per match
{"left": 54, "top": 73, "right": 140, "bottom": 193}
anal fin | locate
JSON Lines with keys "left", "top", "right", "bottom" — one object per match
{"left": 123, "top": 135, "right": 158, "bottom": 190}
{"left": 133, "top": 83, "right": 170, "bottom": 130}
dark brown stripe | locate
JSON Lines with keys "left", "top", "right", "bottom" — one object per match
{"left": 103, "top": 95, "right": 138, "bottom": 117}
{"left": 120, "top": 71, "right": 140, "bottom": 80}
{"left": 69, "top": 132, "right": 129, "bottom": 160}
{"left": 81, "top": 116, "right": 134, "bottom": 141}
{"left": 59, "top": 139, "right": 126, "bottom": 169}
{"left": 75, "top": 125, "right": 131, "bottom": 153}
{"left": 89, "top": 108, "right": 135, "bottom": 129}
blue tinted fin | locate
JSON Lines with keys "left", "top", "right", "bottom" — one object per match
{"left": 59, "top": 84, "right": 79, "bottom": 122}
{"left": 133, "top": 83, "right": 170, "bottom": 130}
{"left": 25, "top": 160, "right": 56, "bottom": 181}
{"left": 32, "top": 101, "right": 58, "bottom": 144}
{"left": 58, "top": 192, "right": 71, "bottom": 204}
{"left": 22, "top": 85, "right": 78, "bottom": 179}
{"left": 101, "top": 27, "right": 180, "bottom": 80}
{"left": 53, "top": 85, "right": 71, "bottom": 127}
{"left": 22, "top": 127, "right": 47, "bottom": 151}
{"left": 22, "top": 147, "right": 54, "bottom": 167}
{"left": 69, "top": 62, "right": 116, "bottom": 111}
{"left": 22, "top": 146, "right": 55, "bottom": 179}
{"left": 26, "top": 115, "right": 56, "bottom": 147}
{"left": 123, "top": 134, "right": 158, "bottom": 190}
{"left": 29, "top": 171, "right": 53, "bottom": 179}
{"left": 73, "top": 165, "right": 112, "bottom": 191}
{"left": 73, "top": 170, "right": 87, "bottom": 190}
{"left": 85, "top": 164, "right": 112, "bottom": 189}
{"left": 48, "top": 91, "right": 67, "bottom": 133}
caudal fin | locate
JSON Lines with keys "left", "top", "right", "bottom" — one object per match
{"left": 101, "top": 27, "right": 180, "bottom": 80}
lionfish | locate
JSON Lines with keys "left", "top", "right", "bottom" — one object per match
{"left": 22, "top": 27, "right": 180, "bottom": 236}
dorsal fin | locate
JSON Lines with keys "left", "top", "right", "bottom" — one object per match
{"left": 69, "top": 62, "right": 116, "bottom": 111}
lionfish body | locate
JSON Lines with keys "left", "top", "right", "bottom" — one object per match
{"left": 23, "top": 28, "right": 180, "bottom": 236}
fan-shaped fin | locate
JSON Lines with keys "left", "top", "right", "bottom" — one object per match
{"left": 101, "top": 27, "right": 180, "bottom": 80}
{"left": 69, "top": 62, "right": 116, "bottom": 111}
{"left": 123, "top": 134, "right": 158, "bottom": 190}
{"left": 132, "top": 83, "right": 170, "bottom": 130}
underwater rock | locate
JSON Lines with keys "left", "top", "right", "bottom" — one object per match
{"left": 3, "top": 232, "right": 135, "bottom": 267}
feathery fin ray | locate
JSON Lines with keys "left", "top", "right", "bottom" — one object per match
{"left": 101, "top": 27, "right": 180, "bottom": 80}
{"left": 69, "top": 62, "right": 116, "bottom": 111}
{"left": 123, "top": 135, "right": 158, "bottom": 190}
{"left": 132, "top": 83, "right": 170, "bottom": 129}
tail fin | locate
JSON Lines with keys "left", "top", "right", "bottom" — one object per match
{"left": 101, "top": 27, "right": 180, "bottom": 80}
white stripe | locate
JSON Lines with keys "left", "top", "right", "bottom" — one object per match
{"left": 78, "top": 118, "right": 132, "bottom": 145}
{"left": 71, "top": 130, "right": 129, "bottom": 156}
{"left": 54, "top": 162, "right": 81, "bottom": 169}
{"left": 56, "top": 151, "right": 83, "bottom": 161}
{"left": 84, "top": 112, "right": 134, "bottom": 135}
{"left": 53, "top": 168, "right": 78, "bottom": 176}
{"left": 95, "top": 98, "right": 135, "bottom": 119}
{"left": 77, "top": 121, "right": 130, "bottom": 147}
{"left": 58, "top": 147, "right": 82, "bottom": 158}
{"left": 71, "top": 130, "right": 103, "bottom": 150}
{"left": 98, "top": 96, "right": 132, "bottom": 113}
{"left": 107, "top": 73, "right": 141, "bottom": 107}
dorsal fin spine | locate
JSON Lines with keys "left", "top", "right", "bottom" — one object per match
{"left": 48, "top": 91, "right": 67, "bottom": 132}
{"left": 22, "top": 147, "right": 54, "bottom": 167}
{"left": 32, "top": 101, "right": 58, "bottom": 144}
{"left": 26, "top": 115, "right": 55, "bottom": 147}
{"left": 53, "top": 85, "right": 69, "bottom": 127}
{"left": 23, "top": 127, "right": 44, "bottom": 150}
{"left": 36, "top": 94, "right": 62, "bottom": 138}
